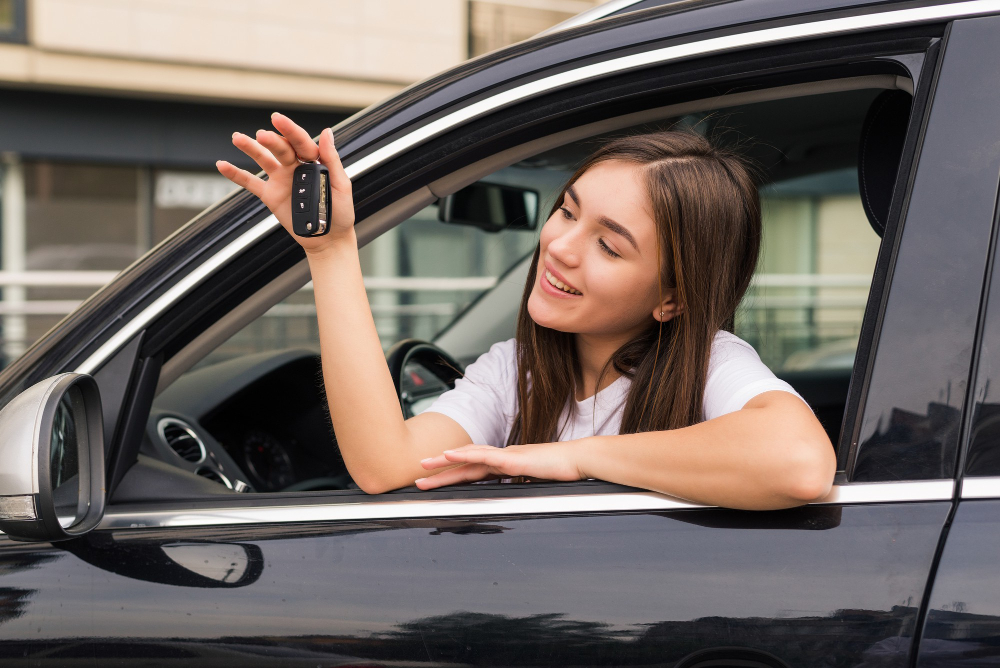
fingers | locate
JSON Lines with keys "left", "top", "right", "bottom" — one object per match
{"left": 216, "top": 160, "right": 266, "bottom": 199}
{"left": 256, "top": 129, "right": 298, "bottom": 167}
{"left": 420, "top": 444, "right": 494, "bottom": 470}
{"left": 444, "top": 446, "right": 517, "bottom": 470}
{"left": 271, "top": 112, "right": 320, "bottom": 162}
{"left": 231, "top": 132, "right": 282, "bottom": 173}
{"left": 319, "top": 128, "right": 352, "bottom": 193}
{"left": 415, "top": 463, "right": 495, "bottom": 490}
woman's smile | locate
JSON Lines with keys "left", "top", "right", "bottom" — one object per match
{"left": 541, "top": 262, "right": 582, "bottom": 297}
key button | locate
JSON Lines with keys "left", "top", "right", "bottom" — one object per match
{"left": 295, "top": 198, "right": 310, "bottom": 213}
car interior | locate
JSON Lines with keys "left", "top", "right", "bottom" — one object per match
{"left": 109, "top": 72, "right": 915, "bottom": 503}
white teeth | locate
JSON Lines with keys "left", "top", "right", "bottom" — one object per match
{"left": 545, "top": 270, "right": 581, "bottom": 295}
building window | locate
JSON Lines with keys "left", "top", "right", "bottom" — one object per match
{"left": 0, "top": 0, "right": 27, "bottom": 44}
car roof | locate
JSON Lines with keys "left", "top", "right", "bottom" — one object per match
{"left": 334, "top": 0, "right": 926, "bottom": 159}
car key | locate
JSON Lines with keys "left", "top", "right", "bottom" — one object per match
{"left": 291, "top": 162, "right": 331, "bottom": 237}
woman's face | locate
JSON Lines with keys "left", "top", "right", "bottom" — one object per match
{"left": 527, "top": 160, "right": 675, "bottom": 339}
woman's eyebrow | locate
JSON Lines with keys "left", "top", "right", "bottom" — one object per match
{"left": 598, "top": 216, "right": 638, "bottom": 251}
{"left": 566, "top": 186, "right": 580, "bottom": 206}
{"left": 566, "top": 185, "right": 638, "bottom": 251}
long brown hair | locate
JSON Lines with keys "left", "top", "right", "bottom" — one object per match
{"left": 506, "top": 131, "right": 761, "bottom": 445}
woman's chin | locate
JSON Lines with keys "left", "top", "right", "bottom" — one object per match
{"left": 527, "top": 292, "right": 572, "bottom": 331}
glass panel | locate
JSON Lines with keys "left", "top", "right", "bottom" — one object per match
{"left": 50, "top": 384, "right": 83, "bottom": 528}
{"left": 153, "top": 169, "right": 238, "bottom": 245}
{"left": 854, "top": 21, "right": 1000, "bottom": 481}
{"left": 22, "top": 161, "right": 141, "bottom": 351}
{"left": 25, "top": 161, "right": 139, "bottom": 271}
{"left": 0, "top": 1, "right": 13, "bottom": 31}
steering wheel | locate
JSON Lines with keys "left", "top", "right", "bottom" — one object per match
{"left": 276, "top": 341, "right": 463, "bottom": 492}
{"left": 385, "top": 339, "right": 465, "bottom": 418}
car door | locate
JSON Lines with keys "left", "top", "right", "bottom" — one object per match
{"left": 914, "top": 20, "right": 1000, "bottom": 659}
{"left": 1, "top": 7, "right": 997, "bottom": 668}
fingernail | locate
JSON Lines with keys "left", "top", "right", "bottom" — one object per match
{"left": 232, "top": 132, "right": 238, "bottom": 138}
{"left": 415, "top": 478, "right": 426, "bottom": 484}
{"left": 271, "top": 111, "right": 280, "bottom": 118}
{"left": 257, "top": 128, "right": 265, "bottom": 135}
{"left": 420, "top": 458, "right": 432, "bottom": 464}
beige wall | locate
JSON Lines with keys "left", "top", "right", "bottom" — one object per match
{"left": 0, "top": 0, "right": 610, "bottom": 111}
{"left": 0, "top": 0, "right": 472, "bottom": 110}
{"left": 30, "top": 0, "right": 468, "bottom": 84}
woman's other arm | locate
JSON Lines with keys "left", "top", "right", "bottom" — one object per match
{"left": 417, "top": 390, "right": 836, "bottom": 510}
{"left": 217, "top": 114, "right": 473, "bottom": 494}
{"left": 574, "top": 390, "right": 836, "bottom": 509}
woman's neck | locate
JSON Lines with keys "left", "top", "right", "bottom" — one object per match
{"left": 573, "top": 331, "right": 633, "bottom": 402}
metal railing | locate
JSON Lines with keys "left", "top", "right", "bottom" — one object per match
{"left": 0, "top": 271, "right": 874, "bottom": 367}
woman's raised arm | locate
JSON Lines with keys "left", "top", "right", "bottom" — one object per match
{"left": 217, "top": 113, "right": 472, "bottom": 494}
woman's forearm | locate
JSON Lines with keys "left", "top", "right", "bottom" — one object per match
{"left": 306, "top": 233, "right": 471, "bottom": 493}
{"left": 574, "top": 391, "right": 836, "bottom": 510}
{"left": 305, "top": 233, "right": 410, "bottom": 490}
{"left": 218, "top": 118, "right": 468, "bottom": 493}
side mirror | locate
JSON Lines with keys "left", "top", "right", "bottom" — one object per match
{"left": 438, "top": 182, "right": 539, "bottom": 233}
{"left": 0, "top": 373, "right": 104, "bottom": 542}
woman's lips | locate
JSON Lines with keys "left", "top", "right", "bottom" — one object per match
{"left": 543, "top": 262, "right": 581, "bottom": 293}
{"left": 539, "top": 268, "right": 582, "bottom": 298}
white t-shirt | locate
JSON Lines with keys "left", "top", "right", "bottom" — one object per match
{"left": 423, "top": 330, "right": 806, "bottom": 446}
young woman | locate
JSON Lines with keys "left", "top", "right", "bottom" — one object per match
{"left": 217, "top": 113, "right": 836, "bottom": 510}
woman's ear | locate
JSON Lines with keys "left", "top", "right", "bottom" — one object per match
{"left": 653, "top": 289, "right": 684, "bottom": 322}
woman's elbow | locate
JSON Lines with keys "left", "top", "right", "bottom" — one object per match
{"left": 781, "top": 438, "right": 837, "bottom": 503}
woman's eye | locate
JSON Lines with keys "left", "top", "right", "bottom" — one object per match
{"left": 559, "top": 206, "right": 573, "bottom": 219}
{"left": 598, "top": 239, "right": 620, "bottom": 258}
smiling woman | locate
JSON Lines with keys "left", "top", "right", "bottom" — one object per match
{"left": 216, "top": 115, "right": 835, "bottom": 509}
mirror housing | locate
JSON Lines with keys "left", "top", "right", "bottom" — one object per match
{"left": 438, "top": 182, "right": 539, "bottom": 232}
{"left": 0, "top": 373, "right": 105, "bottom": 542}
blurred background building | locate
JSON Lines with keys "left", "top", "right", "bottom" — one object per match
{"left": 0, "top": 0, "right": 603, "bottom": 363}
{"left": 0, "top": 0, "right": 876, "bottom": 374}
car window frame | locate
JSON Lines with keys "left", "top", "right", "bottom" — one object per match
{"left": 846, "top": 16, "right": 1000, "bottom": 484}
{"left": 88, "top": 22, "right": 958, "bottom": 529}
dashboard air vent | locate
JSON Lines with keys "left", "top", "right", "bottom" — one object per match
{"left": 195, "top": 467, "right": 232, "bottom": 489}
{"left": 157, "top": 418, "right": 206, "bottom": 464}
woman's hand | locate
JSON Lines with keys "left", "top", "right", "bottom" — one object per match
{"left": 415, "top": 442, "right": 585, "bottom": 490}
{"left": 216, "top": 112, "right": 355, "bottom": 254}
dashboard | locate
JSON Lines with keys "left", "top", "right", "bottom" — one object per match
{"left": 143, "top": 349, "right": 352, "bottom": 494}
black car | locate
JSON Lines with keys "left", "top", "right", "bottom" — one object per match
{"left": 1, "top": 0, "right": 999, "bottom": 665}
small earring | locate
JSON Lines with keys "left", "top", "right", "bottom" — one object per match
{"left": 659, "top": 311, "right": 664, "bottom": 319}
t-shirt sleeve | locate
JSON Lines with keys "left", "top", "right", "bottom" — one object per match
{"left": 702, "top": 332, "right": 809, "bottom": 422}
{"left": 421, "top": 338, "right": 518, "bottom": 447}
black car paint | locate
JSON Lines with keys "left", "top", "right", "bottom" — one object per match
{"left": 0, "top": 1, "right": 998, "bottom": 666}
{"left": 0, "top": 503, "right": 951, "bottom": 666}
{"left": 849, "top": 16, "right": 1000, "bottom": 481}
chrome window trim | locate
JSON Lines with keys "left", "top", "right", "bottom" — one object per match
{"left": 92, "top": 480, "right": 955, "bottom": 531}
{"left": 348, "top": 0, "right": 998, "bottom": 179}
{"left": 75, "top": 215, "right": 278, "bottom": 375}
{"left": 71, "top": 1, "right": 994, "bottom": 375}
{"left": 960, "top": 476, "right": 1000, "bottom": 498}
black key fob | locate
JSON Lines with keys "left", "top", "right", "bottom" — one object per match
{"left": 291, "top": 163, "right": 331, "bottom": 237}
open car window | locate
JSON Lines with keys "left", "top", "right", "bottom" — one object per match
{"left": 134, "top": 82, "right": 899, "bottom": 498}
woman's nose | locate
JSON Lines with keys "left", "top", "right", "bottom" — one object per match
{"left": 546, "top": 224, "right": 583, "bottom": 267}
